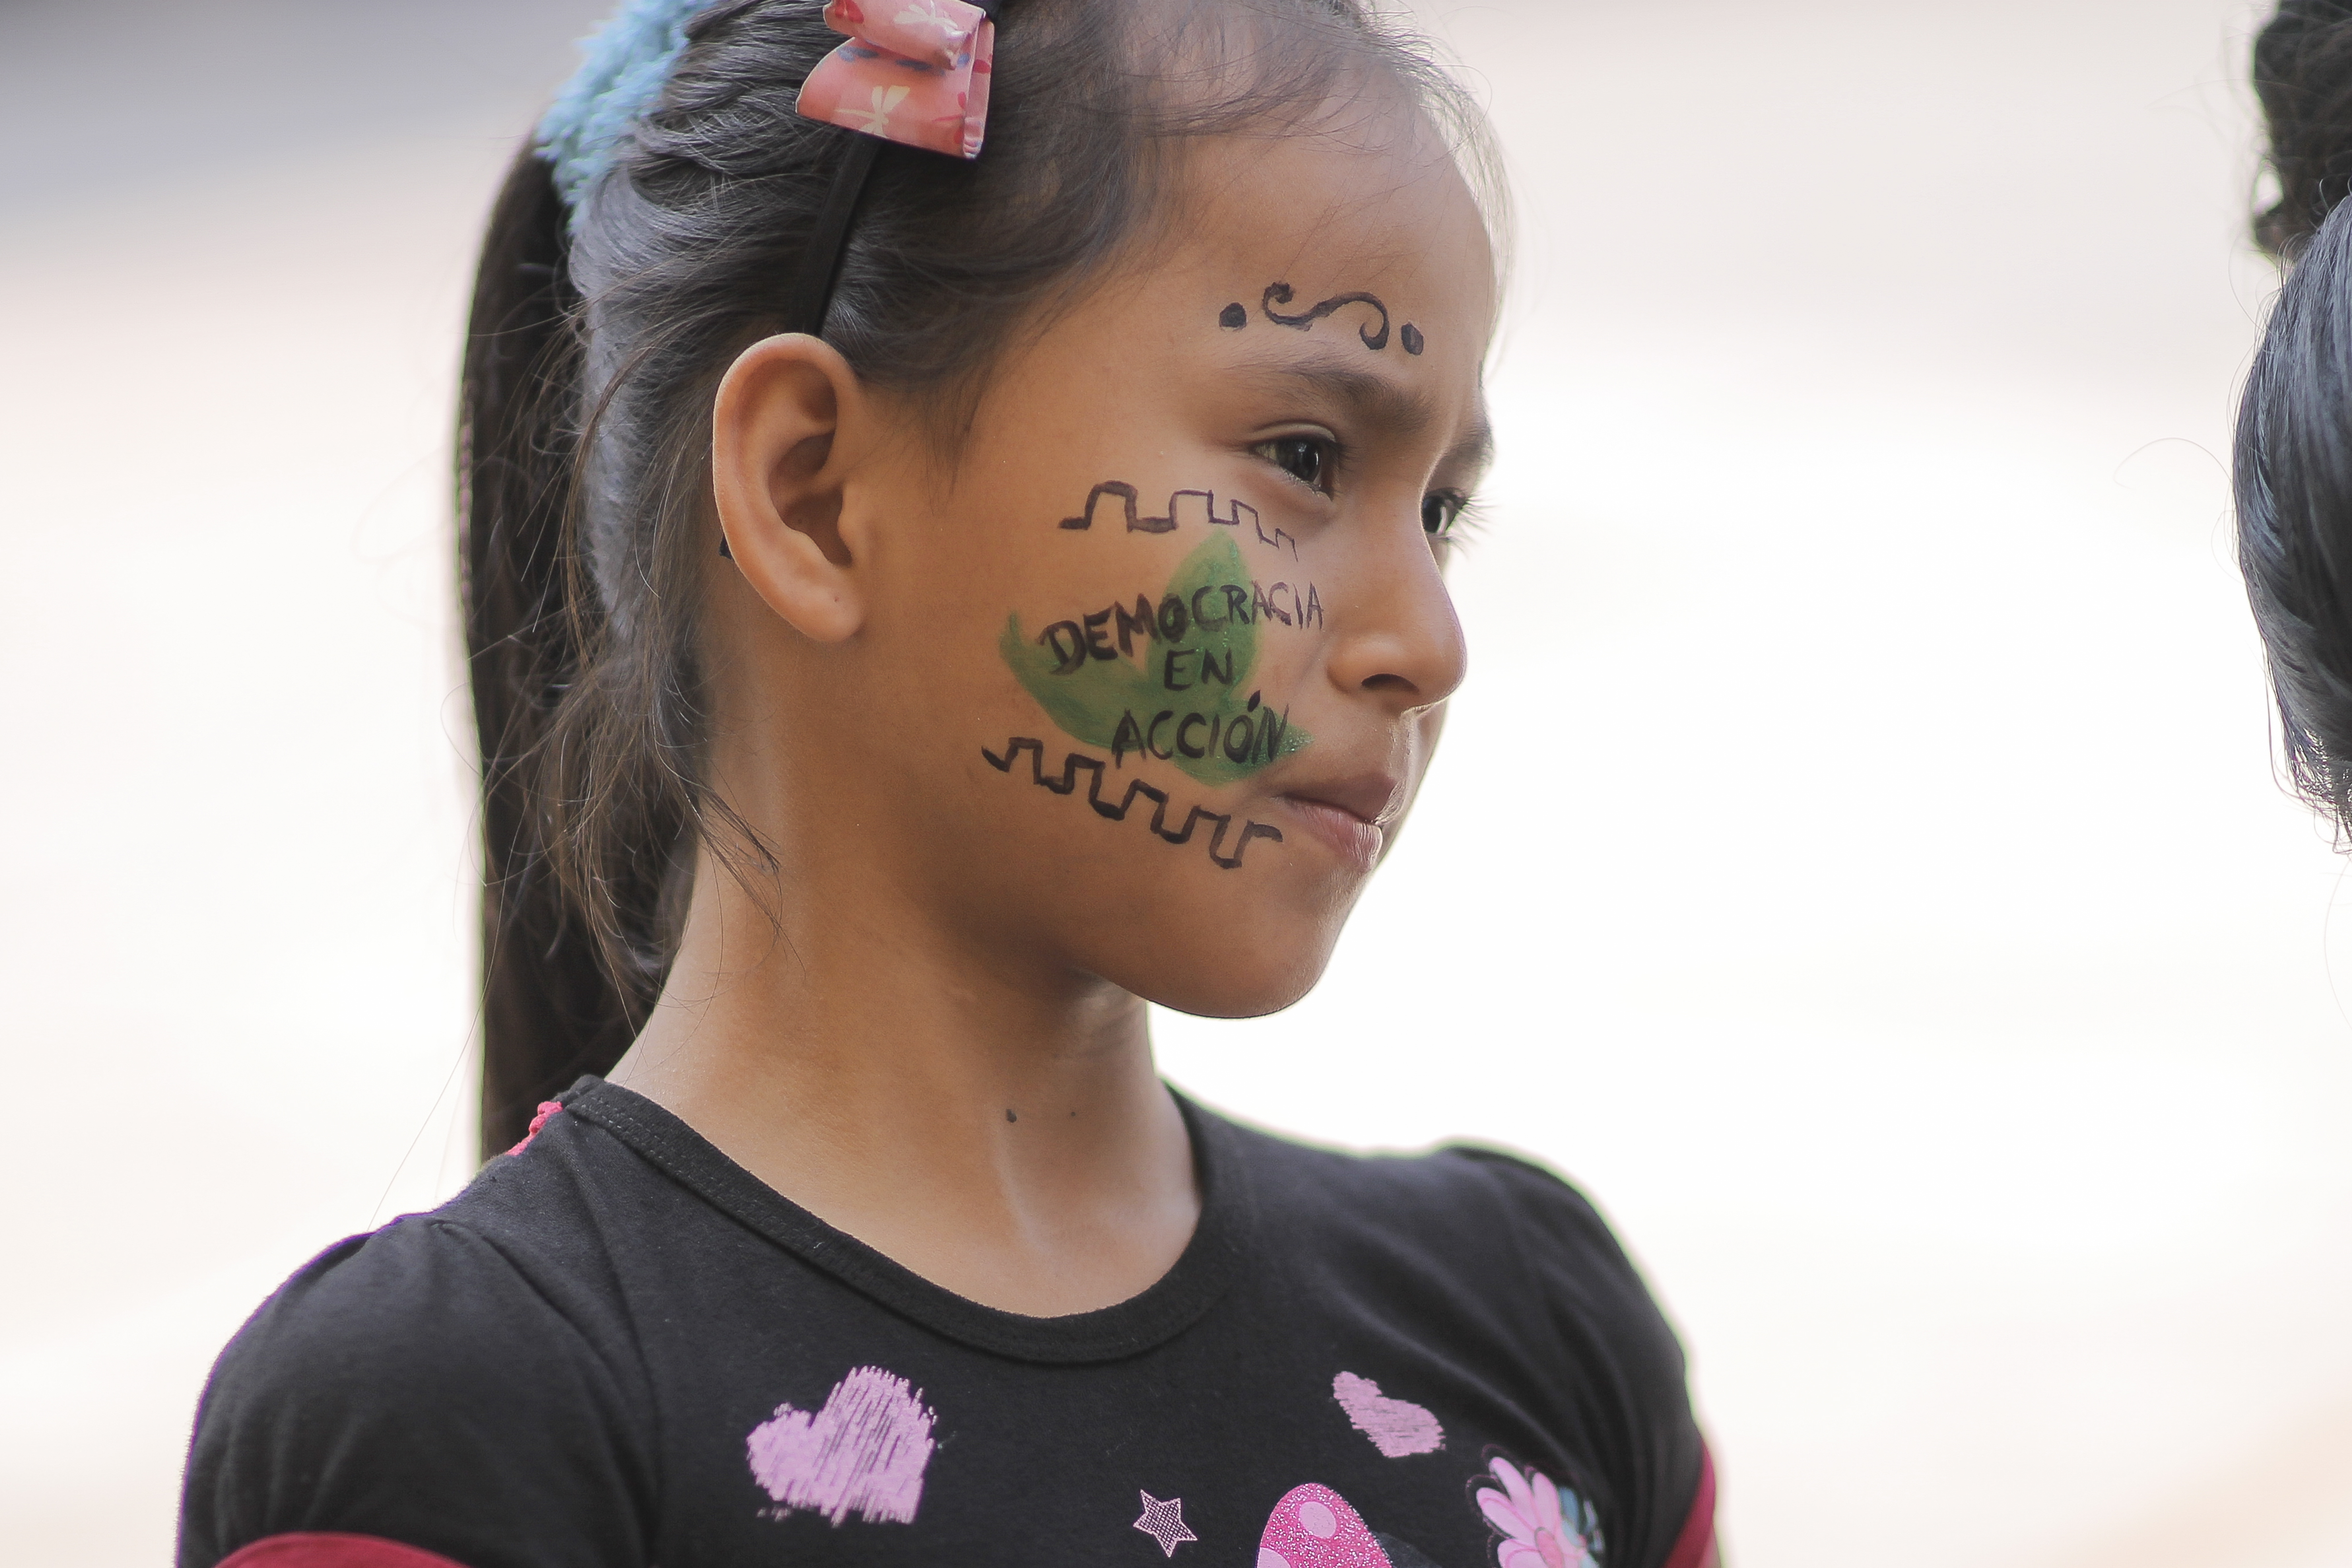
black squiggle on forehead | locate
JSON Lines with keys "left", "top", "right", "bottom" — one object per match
{"left": 1250, "top": 283, "right": 1424, "bottom": 354}
{"left": 1263, "top": 283, "right": 1387, "bottom": 349}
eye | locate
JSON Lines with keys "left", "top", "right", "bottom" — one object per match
{"left": 1422, "top": 489, "right": 1469, "bottom": 537}
{"left": 1253, "top": 435, "right": 1335, "bottom": 495}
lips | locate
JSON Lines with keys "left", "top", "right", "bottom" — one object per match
{"left": 1285, "top": 772, "right": 1402, "bottom": 828}
{"left": 1274, "top": 771, "right": 1402, "bottom": 870}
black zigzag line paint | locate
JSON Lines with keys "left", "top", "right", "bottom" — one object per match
{"left": 1262, "top": 283, "right": 1390, "bottom": 351}
{"left": 1191, "top": 487, "right": 1296, "bottom": 559}
{"left": 1250, "top": 508, "right": 1298, "bottom": 561}
{"left": 1061, "top": 481, "right": 1140, "bottom": 531}
{"left": 1212, "top": 822, "right": 1284, "bottom": 869}
{"left": 1089, "top": 772, "right": 1171, "bottom": 828}
{"left": 1056, "top": 480, "right": 1297, "bottom": 558}
{"left": 982, "top": 736, "right": 1099, "bottom": 796}
{"left": 982, "top": 735, "right": 1044, "bottom": 774}
{"left": 982, "top": 738, "right": 1284, "bottom": 870}
{"left": 1154, "top": 803, "right": 1219, "bottom": 846}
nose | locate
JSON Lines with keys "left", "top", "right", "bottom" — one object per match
{"left": 1320, "top": 523, "right": 1469, "bottom": 714}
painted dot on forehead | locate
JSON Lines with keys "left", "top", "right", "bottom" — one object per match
{"left": 1400, "top": 322, "right": 1424, "bottom": 355}
{"left": 1219, "top": 302, "right": 1248, "bottom": 329}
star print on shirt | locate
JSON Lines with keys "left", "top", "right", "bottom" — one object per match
{"left": 1133, "top": 1491, "right": 1199, "bottom": 1557}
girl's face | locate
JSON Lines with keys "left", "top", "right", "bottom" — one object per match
{"left": 724, "top": 119, "right": 1494, "bottom": 1017}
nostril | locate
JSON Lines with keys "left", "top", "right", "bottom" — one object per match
{"left": 1359, "top": 673, "right": 1415, "bottom": 694}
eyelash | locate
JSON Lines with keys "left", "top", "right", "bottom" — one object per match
{"left": 1250, "top": 435, "right": 1479, "bottom": 544}
{"left": 1252, "top": 434, "right": 1339, "bottom": 495}
{"left": 1422, "top": 489, "right": 1472, "bottom": 539}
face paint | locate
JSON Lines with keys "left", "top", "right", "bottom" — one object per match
{"left": 1000, "top": 532, "right": 1314, "bottom": 785}
{"left": 1056, "top": 479, "right": 1299, "bottom": 560}
{"left": 980, "top": 736, "right": 1285, "bottom": 870}
{"left": 1235, "top": 282, "right": 1425, "bottom": 356}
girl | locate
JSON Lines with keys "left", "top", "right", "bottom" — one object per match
{"left": 178, "top": 3, "right": 1717, "bottom": 1566}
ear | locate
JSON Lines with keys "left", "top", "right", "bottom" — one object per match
{"left": 710, "top": 333, "right": 872, "bottom": 643}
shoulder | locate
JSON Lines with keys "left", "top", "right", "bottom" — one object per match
{"left": 1201, "top": 1109, "right": 1709, "bottom": 1568}
{"left": 179, "top": 1115, "right": 658, "bottom": 1568}
{"left": 1435, "top": 1146, "right": 1708, "bottom": 1568}
{"left": 1437, "top": 1145, "right": 1679, "bottom": 1348}
{"left": 196, "top": 1107, "right": 657, "bottom": 1432}
{"left": 194, "top": 1205, "right": 634, "bottom": 1430}
{"left": 1204, "top": 1105, "right": 1647, "bottom": 1300}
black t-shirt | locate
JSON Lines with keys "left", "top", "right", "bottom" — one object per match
{"left": 180, "top": 1078, "right": 1709, "bottom": 1568}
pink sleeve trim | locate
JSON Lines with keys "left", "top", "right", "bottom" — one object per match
{"left": 505, "top": 1098, "right": 565, "bottom": 1156}
{"left": 215, "top": 1534, "right": 473, "bottom": 1568}
{"left": 1659, "top": 1439, "right": 1720, "bottom": 1568}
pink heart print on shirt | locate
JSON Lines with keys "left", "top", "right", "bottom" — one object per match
{"left": 745, "top": 1365, "right": 936, "bottom": 1525}
{"left": 1257, "top": 1483, "right": 1393, "bottom": 1568}
{"left": 1331, "top": 1371, "right": 1444, "bottom": 1457}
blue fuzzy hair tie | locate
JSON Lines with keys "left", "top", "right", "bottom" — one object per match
{"left": 538, "top": 0, "right": 722, "bottom": 221}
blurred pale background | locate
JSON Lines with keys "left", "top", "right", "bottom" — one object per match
{"left": 3, "top": 0, "right": 2345, "bottom": 1563}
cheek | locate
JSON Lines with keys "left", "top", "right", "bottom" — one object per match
{"left": 990, "top": 522, "right": 1325, "bottom": 789}
{"left": 865, "top": 488, "right": 1357, "bottom": 1014}
{"left": 931, "top": 750, "right": 1363, "bottom": 1017}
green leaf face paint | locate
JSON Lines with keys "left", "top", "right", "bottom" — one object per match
{"left": 1000, "top": 532, "right": 1317, "bottom": 786}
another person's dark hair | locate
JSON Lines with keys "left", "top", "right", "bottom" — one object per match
{"left": 2254, "top": 0, "right": 2352, "bottom": 258}
{"left": 459, "top": 0, "right": 1497, "bottom": 1154}
{"left": 2240, "top": 2, "right": 2352, "bottom": 843}
{"left": 2236, "top": 199, "right": 2352, "bottom": 836}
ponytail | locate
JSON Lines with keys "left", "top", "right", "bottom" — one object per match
{"left": 460, "top": 147, "right": 636, "bottom": 1156}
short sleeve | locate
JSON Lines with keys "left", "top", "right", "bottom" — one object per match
{"left": 1446, "top": 1148, "right": 1709, "bottom": 1568}
{"left": 178, "top": 1216, "right": 655, "bottom": 1568}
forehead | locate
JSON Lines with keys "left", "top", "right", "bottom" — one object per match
{"left": 1057, "top": 120, "right": 1501, "bottom": 454}
{"left": 960, "top": 113, "right": 1498, "bottom": 476}
{"left": 1164, "top": 122, "right": 1498, "bottom": 350}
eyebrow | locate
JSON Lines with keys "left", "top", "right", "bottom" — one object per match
{"left": 1234, "top": 349, "right": 1495, "bottom": 480}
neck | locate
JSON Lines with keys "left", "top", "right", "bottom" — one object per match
{"left": 607, "top": 842, "right": 1199, "bottom": 1317}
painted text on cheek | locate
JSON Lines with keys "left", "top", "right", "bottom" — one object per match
{"left": 1000, "top": 534, "right": 1315, "bottom": 786}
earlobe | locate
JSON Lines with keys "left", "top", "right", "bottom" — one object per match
{"left": 710, "top": 333, "right": 870, "bottom": 644}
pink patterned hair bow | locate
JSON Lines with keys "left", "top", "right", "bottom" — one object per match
{"left": 795, "top": 0, "right": 997, "bottom": 160}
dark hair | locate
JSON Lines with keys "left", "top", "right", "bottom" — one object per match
{"left": 2237, "top": 3, "right": 2352, "bottom": 840}
{"left": 2255, "top": 0, "right": 2352, "bottom": 259}
{"left": 2236, "top": 195, "right": 2352, "bottom": 837}
{"left": 458, "top": 0, "right": 1498, "bottom": 1154}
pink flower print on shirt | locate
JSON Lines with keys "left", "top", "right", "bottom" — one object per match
{"left": 1475, "top": 1458, "right": 1602, "bottom": 1568}
{"left": 745, "top": 1365, "right": 937, "bottom": 1525}
{"left": 1331, "top": 1371, "right": 1444, "bottom": 1457}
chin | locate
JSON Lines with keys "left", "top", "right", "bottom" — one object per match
{"left": 1104, "top": 916, "right": 1347, "bottom": 1021}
